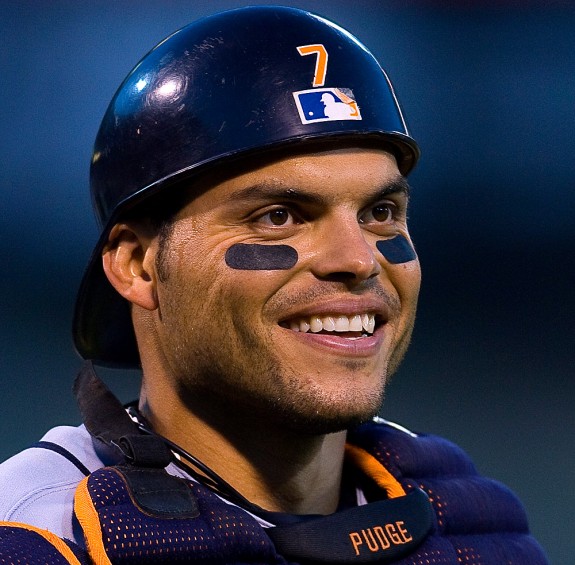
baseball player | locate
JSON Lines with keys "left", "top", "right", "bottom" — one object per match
{"left": 0, "top": 7, "right": 548, "bottom": 564}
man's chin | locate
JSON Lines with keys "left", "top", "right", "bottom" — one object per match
{"left": 277, "top": 401, "right": 383, "bottom": 436}
{"left": 266, "top": 373, "right": 388, "bottom": 435}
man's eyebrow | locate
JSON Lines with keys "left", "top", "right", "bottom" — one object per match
{"left": 227, "top": 183, "right": 324, "bottom": 205}
{"left": 227, "top": 176, "right": 411, "bottom": 205}
{"left": 370, "top": 176, "right": 411, "bottom": 201}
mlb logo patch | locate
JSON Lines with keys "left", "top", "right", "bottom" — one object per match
{"left": 293, "top": 88, "right": 362, "bottom": 124}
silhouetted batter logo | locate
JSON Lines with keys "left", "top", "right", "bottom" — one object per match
{"left": 293, "top": 87, "right": 362, "bottom": 124}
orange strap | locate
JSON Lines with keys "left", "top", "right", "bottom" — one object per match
{"left": 74, "top": 476, "right": 112, "bottom": 565}
{"left": 345, "top": 444, "right": 406, "bottom": 499}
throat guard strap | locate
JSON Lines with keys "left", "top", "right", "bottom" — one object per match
{"left": 114, "top": 466, "right": 200, "bottom": 520}
{"left": 267, "top": 489, "right": 433, "bottom": 564}
{"left": 74, "top": 362, "right": 172, "bottom": 468}
{"left": 74, "top": 363, "right": 200, "bottom": 522}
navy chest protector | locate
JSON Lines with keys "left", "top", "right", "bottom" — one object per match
{"left": 0, "top": 364, "right": 549, "bottom": 564}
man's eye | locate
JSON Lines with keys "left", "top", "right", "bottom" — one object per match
{"left": 257, "top": 207, "right": 297, "bottom": 226}
{"left": 360, "top": 204, "right": 393, "bottom": 224}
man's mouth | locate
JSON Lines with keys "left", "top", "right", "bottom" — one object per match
{"left": 280, "top": 313, "right": 377, "bottom": 337}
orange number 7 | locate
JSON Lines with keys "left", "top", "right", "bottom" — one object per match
{"left": 297, "top": 44, "right": 328, "bottom": 87}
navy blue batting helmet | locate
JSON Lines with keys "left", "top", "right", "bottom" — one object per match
{"left": 74, "top": 5, "right": 420, "bottom": 367}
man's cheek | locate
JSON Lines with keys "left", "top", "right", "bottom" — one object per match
{"left": 225, "top": 243, "right": 299, "bottom": 270}
{"left": 376, "top": 236, "right": 417, "bottom": 264}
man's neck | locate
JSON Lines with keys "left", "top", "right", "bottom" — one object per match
{"left": 139, "top": 388, "right": 347, "bottom": 516}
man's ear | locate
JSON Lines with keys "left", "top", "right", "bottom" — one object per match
{"left": 102, "top": 223, "right": 158, "bottom": 311}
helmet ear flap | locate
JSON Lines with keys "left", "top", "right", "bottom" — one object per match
{"left": 75, "top": 6, "right": 420, "bottom": 368}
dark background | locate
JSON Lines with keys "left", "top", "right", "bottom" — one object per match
{"left": 1, "top": 1, "right": 573, "bottom": 563}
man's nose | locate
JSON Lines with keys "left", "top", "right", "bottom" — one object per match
{"left": 309, "top": 216, "right": 382, "bottom": 283}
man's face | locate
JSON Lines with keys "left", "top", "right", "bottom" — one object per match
{"left": 150, "top": 147, "right": 421, "bottom": 434}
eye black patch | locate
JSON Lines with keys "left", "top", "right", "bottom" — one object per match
{"left": 225, "top": 243, "right": 298, "bottom": 270}
{"left": 376, "top": 236, "right": 417, "bottom": 264}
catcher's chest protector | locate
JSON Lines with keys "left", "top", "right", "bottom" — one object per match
{"left": 0, "top": 421, "right": 549, "bottom": 564}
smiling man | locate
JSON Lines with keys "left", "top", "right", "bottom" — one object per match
{"left": 114, "top": 146, "right": 420, "bottom": 518}
{"left": 0, "top": 6, "right": 548, "bottom": 564}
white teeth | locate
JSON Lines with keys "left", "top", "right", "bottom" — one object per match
{"left": 287, "top": 314, "right": 376, "bottom": 335}
{"left": 335, "top": 316, "right": 350, "bottom": 332}
{"left": 323, "top": 316, "right": 336, "bottom": 332}
{"left": 350, "top": 315, "right": 362, "bottom": 331}
{"left": 361, "top": 314, "right": 370, "bottom": 332}
{"left": 361, "top": 314, "right": 375, "bottom": 334}
{"left": 310, "top": 317, "right": 323, "bottom": 333}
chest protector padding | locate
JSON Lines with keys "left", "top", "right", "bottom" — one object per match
{"left": 346, "top": 422, "right": 547, "bottom": 564}
{"left": 74, "top": 466, "right": 284, "bottom": 564}
{"left": 0, "top": 421, "right": 549, "bottom": 564}
{"left": 0, "top": 522, "right": 91, "bottom": 564}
